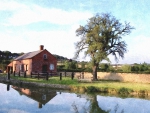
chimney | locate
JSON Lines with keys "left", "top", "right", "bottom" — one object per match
{"left": 40, "top": 45, "right": 44, "bottom": 50}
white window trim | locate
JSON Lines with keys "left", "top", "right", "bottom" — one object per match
{"left": 50, "top": 64, "right": 54, "bottom": 70}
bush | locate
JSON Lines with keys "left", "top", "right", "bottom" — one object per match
{"left": 118, "top": 87, "right": 133, "bottom": 94}
{"left": 86, "top": 86, "right": 98, "bottom": 92}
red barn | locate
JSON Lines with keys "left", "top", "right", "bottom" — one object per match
{"left": 8, "top": 45, "right": 57, "bottom": 75}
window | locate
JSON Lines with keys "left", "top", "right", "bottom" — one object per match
{"left": 20, "top": 64, "right": 24, "bottom": 72}
{"left": 26, "top": 65, "right": 28, "bottom": 71}
{"left": 43, "top": 54, "right": 47, "bottom": 59}
{"left": 50, "top": 64, "right": 54, "bottom": 70}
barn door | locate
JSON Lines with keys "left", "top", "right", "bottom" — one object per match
{"left": 42, "top": 65, "right": 47, "bottom": 73}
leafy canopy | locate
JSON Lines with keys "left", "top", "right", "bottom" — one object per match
{"left": 74, "top": 13, "right": 134, "bottom": 65}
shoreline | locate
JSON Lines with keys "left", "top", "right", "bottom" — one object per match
{"left": 1, "top": 76, "right": 150, "bottom": 99}
{"left": 0, "top": 77, "right": 70, "bottom": 90}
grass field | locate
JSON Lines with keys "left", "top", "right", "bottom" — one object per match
{"left": 1, "top": 74, "right": 150, "bottom": 94}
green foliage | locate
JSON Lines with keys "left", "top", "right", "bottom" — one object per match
{"left": 74, "top": 13, "right": 134, "bottom": 80}
{"left": 0, "top": 50, "right": 22, "bottom": 71}
{"left": 131, "top": 65, "right": 139, "bottom": 72}
{"left": 53, "top": 54, "right": 68, "bottom": 61}
{"left": 64, "top": 60, "right": 77, "bottom": 70}
{"left": 130, "top": 63, "right": 150, "bottom": 73}
{"left": 0, "top": 64, "right": 7, "bottom": 72}
{"left": 87, "top": 86, "right": 98, "bottom": 92}
{"left": 121, "top": 64, "right": 131, "bottom": 73}
{"left": 118, "top": 87, "right": 133, "bottom": 95}
{"left": 84, "top": 67, "right": 92, "bottom": 73}
{"left": 80, "top": 61, "right": 86, "bottom": 69}
{"left": 99, "top": 63, "right": 109, "bottom": 72}
{"left": 139, "top": 63, "right": 148, "bottom": 71}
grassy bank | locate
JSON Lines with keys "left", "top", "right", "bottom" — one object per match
{"left": 1, "top": 74, "right": 150, "bottom": 95}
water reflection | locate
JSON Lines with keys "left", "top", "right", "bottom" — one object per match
{"left": 90, "top": 94, "right": 108, "bottom": 113}
{"left": 72, "top": 94, "right": 107, "bottom": 113}
{"left": 11, "top": 85, "right": 57, "bottom": 109}
{"left": 7, "top": 84, "right": 10, "bottom": 91}
{"left": 0, "top": 83, "right": 150, "bottom": 113}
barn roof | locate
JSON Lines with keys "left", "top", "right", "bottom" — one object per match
{"left": 14, "top": 50, "right": 44, "bottom": 60}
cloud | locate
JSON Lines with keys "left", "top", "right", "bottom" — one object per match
{"left": 1, "top": 1, "right": 92, "bottom": 26}
{"left": 0, "top": 24, "right": 79, "bottom": 59}
{"left": 110, "top": 35, "right": 150, "bottom": 64}
{"left": 0, "top": 1, "right": 92, "bottom": 59}
{"left": 8, "top": 109, "right": 29, "bottom": 113}
{"left": 97, "top": 95, "right": 150, "bottom": 113}
{"left": 127, "top": 35, "right": 150, "bottom": 55}
{"left": 0, "top": 0, "right": 26, "bottom": 11}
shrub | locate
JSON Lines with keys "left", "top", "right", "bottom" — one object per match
{"left": 86, "top": 86, "right": 98, "bottom": 92}
{"left": 118, "top": 87, "right": 133, "bottom": 94}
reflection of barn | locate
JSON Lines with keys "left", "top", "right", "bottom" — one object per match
{"left": 12, "top": 86, "right": 56, "bottom": 108}
{"left": 7, "top": 45, "right": 57, "bottom": 75}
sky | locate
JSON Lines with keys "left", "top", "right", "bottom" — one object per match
{"left": 0, "top": 0, "right": 150, "bottom": 64}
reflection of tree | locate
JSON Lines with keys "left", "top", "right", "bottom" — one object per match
{"left": 90, "top": 95, "right": 109, "bottom": 113}
{"left": 72, "top": 94, "right": 109, "bottom": 113}
{"left": 72, "top": 102, "right": 79, "bottom": 113}
{"left": 113, "top": 104, "right": 124, "bottom": 113}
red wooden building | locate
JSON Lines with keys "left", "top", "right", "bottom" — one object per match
{"left": 8, "top": 45, "right": 57, "bottom": 75}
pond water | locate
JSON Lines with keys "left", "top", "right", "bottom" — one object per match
{"left": 0, "top": 83, "right": 150, "bottom": 113}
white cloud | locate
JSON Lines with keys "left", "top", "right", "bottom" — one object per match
{"left": 8, "top": 109, "right": 29, "bottom": 113}
{"left": 1, "top": 1, "right": 92, "bottom": 26}
{"left": 97, "top": 95, "right": 150, "bottom": 113}
{"left": 0, "top": 1, "right": 92, "bottom": 60}
{"left": 111, "top": 35, "right": 150, "bottom": 64}
{"left": 0, "top": 1, "right": 26, "bottom": 11}
{"left": 0, "top": 25, "right": 78, "bottom": 59}
{"left": 128, "top": 35, "right": 150, "bottom": 55}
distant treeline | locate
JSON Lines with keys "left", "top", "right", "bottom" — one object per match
{"left": 0, "top": 51, "right": 22, "bottom": 71}
{"left": 98, "top": 63, "right": 150, "bottom": 74}
{"left": 53, "top": 54, "right": 69, "bottom": 61}
{"left": 58, "top": 61, "right": 150, "bottom": 74}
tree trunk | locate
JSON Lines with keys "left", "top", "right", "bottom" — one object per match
{"left": 92, "top": 65, "right": 98, "bottom": 81}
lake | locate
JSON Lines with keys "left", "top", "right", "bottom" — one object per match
{"left": 0, "top": 83, "right": 150, "bottom": 113}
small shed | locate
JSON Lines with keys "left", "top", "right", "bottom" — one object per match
{"left": 8, "top": 45, "right": 57, "bottom": 75}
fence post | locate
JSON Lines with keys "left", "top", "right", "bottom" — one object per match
{"left": 82, "top": 72, "right": 84, "bottom": 79}
{"left": 65, "top": 71, "right": 66, "bottom": 77}
{"left": 24, "top": 71, "right": 26, "bottom": 78}
{"left": 13, "top": 71, "right": 15, "bottom": 77}
{"left": 71, "top": 72, "right": 74, "bottom": 80}
{"left": 38, "top": 73, "right": 39, "bottom": 80}
{"left": 46, "top": 72, "right": 48, "bottom": 80}
{"left": 50, "top": 71, "right": 52, "bottom": 77}
{"left": 7, "top": 72, "right": 10, "bottom": 80}
{"left": 60, "top": 73, "right": 62, "bottom": 80}
{"left": 19, "top": 71, "right": 20, "bottom": 77}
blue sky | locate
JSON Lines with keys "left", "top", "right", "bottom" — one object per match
{"left": 0, "top": 0, "right": 150, "bottom": 64}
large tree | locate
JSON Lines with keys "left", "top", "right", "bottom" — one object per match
{"left": 74, "top": 13, "right": 134, "bottom": 80}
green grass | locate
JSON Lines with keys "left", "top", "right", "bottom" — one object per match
{"left": 74, "top": 82, "right": 150, "bottom": 91}
{"left": 0, "top": 74, "right": 6, "bottom": 77}
{"left": 11, "top": 76, "right": 78, "bottom": 85}
{"left": 1, "top": 74, "right": 150, "bottom": 92}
